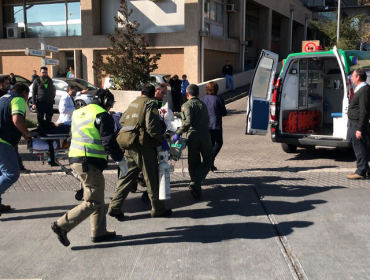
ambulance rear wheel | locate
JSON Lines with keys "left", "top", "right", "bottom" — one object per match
{"left": 281, "top": 143, "right": 297, "bottom": 153}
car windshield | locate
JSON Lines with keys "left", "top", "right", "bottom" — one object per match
{"left": 66, "top": 79, "right": 98, "bottom": 91}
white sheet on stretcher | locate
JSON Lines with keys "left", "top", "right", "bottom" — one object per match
{"left": 161, "top": 103, "right": 182, "bottom": 132}
{"left": 32, "top": 138, "right": 57, "bottom": 151}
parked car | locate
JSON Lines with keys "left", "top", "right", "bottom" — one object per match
{"left": 246, "top": 47, "right": 370, "bottom": 153}
{"left": 103, "top": 74, "right": 171, "bottom": 90}
{"left": 28, "top": 78, "right": 99, "bottom": 113}
{"left": 0, "top": 74, "right": 32, "bottom": 86}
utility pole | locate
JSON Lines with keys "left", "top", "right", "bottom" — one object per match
{"left": 337, "top": 0, "right": 341, "bottom": 45}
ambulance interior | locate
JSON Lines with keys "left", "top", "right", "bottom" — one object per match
{"left": 280, "top": 57, "right": 345, "bottom": 137}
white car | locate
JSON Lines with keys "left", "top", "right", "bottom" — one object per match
{"left": 103, "top": 74, "right": 171, "bottom": 90}
{"left": 28, "top": 78, "right": 99, "bottom": 113}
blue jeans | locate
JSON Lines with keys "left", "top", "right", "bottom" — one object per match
{"left": 225, "top": 74, "right": 235, "bottom": 91}
{"left": 0, "top": 142, "right": 20, "bottom": 204}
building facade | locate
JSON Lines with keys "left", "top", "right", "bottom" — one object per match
{"left": 0, "top": 0, "right": 312, "bottom": 86}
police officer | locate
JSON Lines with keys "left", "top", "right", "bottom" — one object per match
{"left": 0, "top": 83, "right": 33, "bottom": 215}
{"left": 51, "top": 89, "right": 124, "bottom": 247}
{"left": 108, "top": 84, "right": 172, "bottom": 219}
{"left": 173, "top": 84, "right": 213, "bottom": 198}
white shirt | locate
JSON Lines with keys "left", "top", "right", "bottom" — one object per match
{"left": 57, "top": 92, "right": 75, "bottom": 125}
{"left": 355, "top": 82, "right": 367, "bottom": 93}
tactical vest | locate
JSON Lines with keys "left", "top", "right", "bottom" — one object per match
{"left": 0, "top": 93, "right": 23, "bottom": 147}
{"left": 68, "top": 104, "right": 108, "bottom": 159}
{"left": 117, "top": 96, "right": 159, "bottom": 149}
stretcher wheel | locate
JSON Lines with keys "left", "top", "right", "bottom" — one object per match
{"left": 142, "top": 191, "right": 149, "bottom": 202}
{"left": 75, "top": 189, "right": 84, "bottom": 201}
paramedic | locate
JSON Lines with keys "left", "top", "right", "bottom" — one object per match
{"left": 0, "top": 83, "right": 33, "bottom": 215}
{"left": 347, "top": 68, "right": 370, "bottom": 180}
{"left": 108, "top": 84, "right": 172, "bottom": 220}
{"left": 173, "top": 84, "right": 213, "bottom": 198}
{"left": 51, "top": 89, "right": 124, "bottom": 247}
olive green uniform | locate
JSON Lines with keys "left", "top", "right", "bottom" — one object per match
{"left": 109, "top": 96, "right": 166, "bottom": 216}
{"left": 176, "top": 96, "right": 213, "bottom": 194}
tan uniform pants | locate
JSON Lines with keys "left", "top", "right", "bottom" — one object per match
{"left": 57, "top": 163, "right": 108, "bottom": 237}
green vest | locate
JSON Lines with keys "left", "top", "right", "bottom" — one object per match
{"left": 68, "top": 104, "right": 108, "bottom": 159}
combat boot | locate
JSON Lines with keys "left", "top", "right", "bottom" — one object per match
{"left": 51, "top": 222, "right": 70, "bottom": 247}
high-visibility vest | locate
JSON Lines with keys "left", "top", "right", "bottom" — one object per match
{"left": 68, "top": 104, "right": 108, "bottom": 159}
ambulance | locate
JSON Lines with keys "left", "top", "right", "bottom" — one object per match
{"left": 246, "top": 45, "right": 370, "bottom": 153}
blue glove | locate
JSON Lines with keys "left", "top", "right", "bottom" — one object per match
{"left": 173, "top": 133, "right": 179, "bottom": 142}
{"left": 161, "top": 140, "right": 170, "bottom": 151}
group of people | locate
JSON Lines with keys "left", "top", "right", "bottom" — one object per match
{"left": 169, "top": 74, "right": 189, "bottom": 112}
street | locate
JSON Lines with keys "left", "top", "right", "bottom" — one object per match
{"left": 1, "top": 95, "right": 370, "bottom": 280}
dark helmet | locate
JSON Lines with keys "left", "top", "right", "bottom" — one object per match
{"left": 93, "top": 88, "right": 115, "bottom": 108}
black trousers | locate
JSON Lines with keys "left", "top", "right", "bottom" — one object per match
{"left": 172, "top": 94, "right": 181, "bottom": 112}
{"left": 209, "top": 129, "right": 223, "bottom": 165}
{"left": 348, "top": 121, "right": 369, "bottom": 176}
{"left": 36, "top": 101, "right": 54, "bottom": 123}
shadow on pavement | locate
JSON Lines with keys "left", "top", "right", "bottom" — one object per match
{"left": 287, "top": 147, "right": 355, "bottom": 162}
{"left": 216, "top": 165, "right": 337, "bottom": 174}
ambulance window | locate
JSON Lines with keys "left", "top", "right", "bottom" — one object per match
{"left": 252, "top": 57, "right": 274, "bottom": 99}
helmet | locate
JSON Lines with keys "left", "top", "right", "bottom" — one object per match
{"left": 94, "top": 89, "right": 115, "bottom": 108}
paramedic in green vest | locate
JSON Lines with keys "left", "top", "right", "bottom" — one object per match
{"left": 108, "top": 84, "right": 172, "bottom": 219}
{"left": 173, "top": 84, "right": 213, "bottom": 199}
{"left": 0, "top": 83, "right": 33, "bottom": 216}
{"left": 51, "top": 89, "right": 124, "bottom": 247}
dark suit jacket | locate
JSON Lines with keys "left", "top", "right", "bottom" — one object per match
{"left": 348, "top": 83, "right": 370, "bottom": 132}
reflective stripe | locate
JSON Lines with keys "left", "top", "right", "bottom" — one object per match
{"left": 120, "top": 125, "right": 136, "bottom": 131}
{"left": 70, "top": 142, "right": 108, "bottom": 155}
{"left": 72, "top": 117, "right": 96, "bottom": 131}
{"left": 72, "top": 136, "right": 102, "bottom": 145}
{"left": 1, "top": 94, "right": 11, "bottom": 99}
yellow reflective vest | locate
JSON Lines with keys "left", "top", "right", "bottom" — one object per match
{"left": 68, "top": 104, "right": 108, "bottom": 159}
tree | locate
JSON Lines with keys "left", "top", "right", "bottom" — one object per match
{"left": 309, "top": 13, "right": 370, "bottom": 50}
{"left": 93, "top": 0, "right": 161, "bottom": 90}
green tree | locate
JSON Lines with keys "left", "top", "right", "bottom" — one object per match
{"left": 309, "top": 14, "right": 370, "bottom": 50}
{"left": 93, "top": 0, "right": 161, "bottom": 90}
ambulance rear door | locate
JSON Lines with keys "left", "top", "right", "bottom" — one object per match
{"left": 246, "top": 50, "right": 279, "bottom": 135}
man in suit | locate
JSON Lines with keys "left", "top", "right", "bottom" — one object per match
{"left": 347, "top": 68, "right": 370, "bottom": 179}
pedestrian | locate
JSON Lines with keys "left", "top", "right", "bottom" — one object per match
{"left": 51, "top": 89, "right": 125, "bottom": 246}
{"left": 66, "top": 67, "right": 73, "bottom": 78}
{"left": 108, "top": 84, "right": 172, "bottom": 220}
{"left": 201, "top": 81, "right": 227, "bottom": 171}
{"left": 180, "top": 74, "right": 189, "bottom": 106}
{"left": 9, "top": 73, "right": 16, "bottom": 90}
{"left": 347, "top": 68, "right": 370, "bottom": 179}
{"left": 155, "top": 82, "right": 168, "bottom": 109}
{"left": 57, "top": 69, "right": 64, "bottom": 78}
{"left": 173, "top": 84, "right": 213, "bottom": 198}
{"left": 0, "top": 83, "right": 33, "bottom": 215}
{"left": 222, "top": 60, "right": 235, "bottom": 91}
{"left": 0, "top": 75, "right": 10, "bottom": 97}
{"left": 69, "top": 69, "right": 75, "bottom": 78}
{"left": 56, "top": 84, "right": 78, "bottom": 125}
{"left": 169, "top": 74, "right": 182, "bottom": 112}
{"left": 32, "top": 66, "right": 56, "bottom": 124}
{"left": 31, "top": 70, "right": 39, "bottom": 83}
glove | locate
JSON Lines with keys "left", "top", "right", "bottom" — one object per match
{"left": 173, "top": 133, "right": 179, "bottom": 142}
{"left": 116, "top": 159, "right": 128, "bottom": 179}
{"left": 161, "top": 140, "right": 170, "bottom": 151}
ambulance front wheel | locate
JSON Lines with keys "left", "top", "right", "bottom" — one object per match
{"left": 142, "top": 191, "right": 149, "bottom": 202}
{"left": 281, "top": 143, "right": 297, "bottom": 153}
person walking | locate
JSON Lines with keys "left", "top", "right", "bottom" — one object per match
{"left": 32, "top": 67, "right": 56, "bottom": 124}
{"left": 108, "top": 84, "right": 172, "bottom": 220}
{"left": 201, "top": 81, "right": 227, "bottom": 171}
{"left": 31, "top": 70, "right": 39, "bottom": 83}
{"left": 0, "top": 75, "right": 10, "bottom": 97}
{"left": 0, "top": 83, "right": 33, "bottom": 215}
{"left": 173, "top": 84, "right": 213, "bottom": 198}
{"left": 180, "top": 74, "right": 189, "bottom": 106}
{"left": 51, "top": 89, "right": 125, "bottom": 246}
{"left": 169, "top": 74, "right": 182, "bottom": 112}
{"left": 222, "top": 60, "right": 235, "bottom": 91}
{"left": 56, "top": 85, "right": 78, "bottom": 125}
{"left": 347, "top": 68, "right": 370, "bottom": 179}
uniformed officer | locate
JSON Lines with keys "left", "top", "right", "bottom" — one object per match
{"left": 51, "top": 89, "right": 125, "bottom": 247}
{"left": 173, "top": 84, "right": 213, "bottom": 198}
{"left": 108, "top": 84, "right": 172, "bottom": 219}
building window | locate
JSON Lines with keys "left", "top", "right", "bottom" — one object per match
{"left": 2, "top": 0, "right": 81, "bottom": 38}
{"left": 205, "top": 1, "right": 223, "bottom": 23}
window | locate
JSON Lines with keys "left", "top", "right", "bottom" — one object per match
{"left": 2, "top": 0, "right": 81, "bottom": 38}
{"left": 204, "top": 1, "right": 223, "bottom": 23}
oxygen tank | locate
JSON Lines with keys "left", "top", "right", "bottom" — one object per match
{"left": 158, "top": 150, "right": 171, "bottom": 200}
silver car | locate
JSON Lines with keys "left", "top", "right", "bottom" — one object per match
{"left": 28, "top": 78, "right": 99, "bottom": 113}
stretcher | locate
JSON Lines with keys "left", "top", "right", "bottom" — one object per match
{"left": 27, "top": 132, "right": 84, "bottom": 201}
